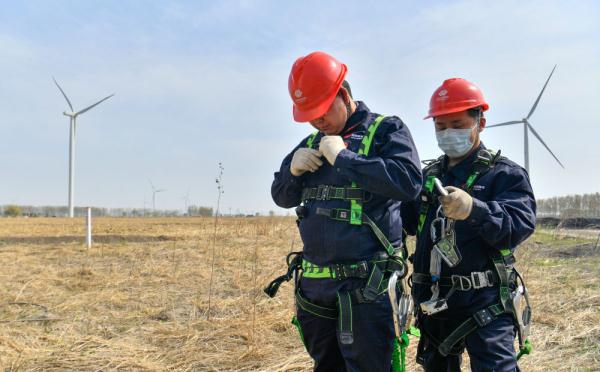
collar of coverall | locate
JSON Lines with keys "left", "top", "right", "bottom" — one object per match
{"left": 338, "top": 100, "right": 370, "bottom": 138}
{"left": 443, "top": 142, "right": 487, "bottom": 184}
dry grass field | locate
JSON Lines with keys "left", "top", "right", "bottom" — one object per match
{"left": 0, "top": 217, "right": 598, "bottom": 371}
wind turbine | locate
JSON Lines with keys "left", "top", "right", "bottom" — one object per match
{"left": 486, "top": 66, "right": 564, "bottom": 174}
{"left": 182, "top": 187, "right": 191, "bottom": 214}
{"left": 53, "top": 77, "right": 114, "bottom": 218}
{"left": 148, "top": 179, "right": 166, "bottom": 212}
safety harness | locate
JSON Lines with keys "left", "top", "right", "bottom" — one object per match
{"left": 413, "top": 149, "right": 532, "bottom": 360}
{"left": 265, "top": 115, "right": 411, "bottom": 371}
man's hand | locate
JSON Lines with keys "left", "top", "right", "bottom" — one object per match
{"left": 439, "top": 186, "right": 473, "bottom": 220}
{"left": 290, "top": 148, "right": 324, "bottom": 176}
{"left": 319, "top": 136, "right": 346, "bottom": 165}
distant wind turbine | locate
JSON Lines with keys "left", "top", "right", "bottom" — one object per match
{"left": 486, "top": 65, "right": 564, "bottom": 174}
{"left": 53, "top": 77, "right": 114, "bottom": 218}
{"left": 148, "top": 179, "right": 166, "bottom": 212}
{"left": 182, "top": 187, "right": 191, "bottom": 213}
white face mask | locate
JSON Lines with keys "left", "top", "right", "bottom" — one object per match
{"left": 436, "top": 123, "right": 478, "bottom": 158}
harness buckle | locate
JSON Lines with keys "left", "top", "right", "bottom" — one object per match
{"left": 420, "top": 298, "right": 448, "bottom": 315}
{"left": 473, "top": 308, "right": 495, "bottom": 327}
{"left": 316, "top": 185, "right": 330, "bottom": 200}
{"left": 346, "top": 261, "right": 369, "bottom": 279}
{"left": 451, "top": 275, "right": 472, "bottom": 291}
{"left": 476, "top": 150, "right": 493, "bottom": 166}
{"left": 471, "top": 270, "right": 495, "bottom": 289}
{"left": 332, "top": 265, "right": 343, "bottom": 280}
{"left": 359, "top": 285, "right": 379, "bottom": 302}
{"left": 332, "top": 261, "right": 369, "bottom": 280}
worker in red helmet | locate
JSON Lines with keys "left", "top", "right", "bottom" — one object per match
{"left": 401, "top": 78, "right": 536, "bottom": 371}
{"left": 267, "top": 51, "right": 422, "bottom": 371}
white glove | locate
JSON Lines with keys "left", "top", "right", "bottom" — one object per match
{"left": 319, "top": 136, "right": 346, "bottom": 165}
{"left": 439, "top": 186, "right": 474, "bottom": 220}
{"left": 290, "top": 148, "right": 324, "bottom": 176}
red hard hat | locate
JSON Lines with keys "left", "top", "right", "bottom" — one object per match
{"left": 288, "top": 51, "right": 348, "bottom": 122}
{"left": 424, "top": 78, "right": 489, "bottom": 119}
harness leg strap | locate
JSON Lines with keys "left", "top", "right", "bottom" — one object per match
{"left": 295, "top": 289, "right": 338, "bottom": 319}
{"left": 437, "top": 304, "right": 504, "bottom": 356}
{"left": 337, "top": 291, "right": 354, "bottom": 344}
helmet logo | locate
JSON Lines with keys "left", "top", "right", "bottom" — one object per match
{"left": 436, "top": 88, "right": 449, "bottom": 101}
{"left": 294, "top": 89, "right": 303, "bottom": 98}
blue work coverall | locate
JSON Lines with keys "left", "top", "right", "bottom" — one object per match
{"left": 401, "top": 143, "right": 536, "bottom": 372}
{"left": 272, "top": 102, "right": 422, "bottom": 372}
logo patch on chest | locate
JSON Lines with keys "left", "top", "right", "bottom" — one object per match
{"left": 472, "top": 185, "right": 486, "bottom": 191}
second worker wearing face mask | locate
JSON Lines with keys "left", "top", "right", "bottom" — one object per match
{"left": 401, "top": 78, "right": 536, "bottom": 372}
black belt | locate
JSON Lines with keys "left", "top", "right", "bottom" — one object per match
{"left": 412, "top": 271, "right": 497, "bottom": 291}
{"left": 302, "top": 185, "right": 365, "bottom": 201}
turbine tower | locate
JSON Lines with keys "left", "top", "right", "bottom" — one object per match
{"left": 53, "top": 77, "right": 114, "bottom": 218}
{"left": 182, "top": 187, "right": 191, "bottom": 214}
{"left": 487, "top": 66, "right": 564, "bottom": 174}
{"left": 148, "top": 179, "right": 166, "bottom": 213}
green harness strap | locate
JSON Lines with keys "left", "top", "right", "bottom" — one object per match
{"left": 417, "top": 175, "right": 438, "bottom": 235}
{"left": 350, "top": 115, "right": 386, "bottom": 225}
{"left": 301, "top": 257, "right": 403, "bottom": 280}
{"left": 306, "top": 130, "right": 319, "bottom": 149}
{"left": 392, "top": 326, "right": 420, "bottom": 372}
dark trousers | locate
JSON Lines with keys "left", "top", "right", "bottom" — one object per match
{"left": 296, "top": 277, "right": 396, "bottom": 372}
{"left": 417, "top": 313, "right": 520, "bottom": 372}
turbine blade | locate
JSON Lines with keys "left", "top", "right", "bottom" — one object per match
{"left": 148, "top": 179, "right": 155, "bottom": 191}
{"left": 156, "top": 189, "right": 166, "bottom": 193}
{"left": 53, "top": 77, "right": 74, "bottom": 111}
{"left": 526, "top": 65, "right": 557, "bottom": 120}
{"left": 75, "top": 94, "right": 115, "bottom": 116}
{"left": 527, "top": 123, "right": 565, "bottom": 168}
{"left": 486, "top": 120, "right": 523, "bottom": 128}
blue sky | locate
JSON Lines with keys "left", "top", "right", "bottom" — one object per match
{"left": 1, "top": 0, "right": 598, "bottom": 214}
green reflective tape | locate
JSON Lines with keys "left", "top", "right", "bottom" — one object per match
{"left": 424, "top": 175, "right": 436, "bottom": 193}
{"left": 302, "top": 259, "right": 334, "bottom": 279}
{"left": 306, "top": 131, "right": 318, "bottom": 149}
{"left": 303, "top": 271, "right": 333, "bottom": 279}
{"left": 500, "top": 249, "right": 511, "bottom": 257}
{"left": 466, "top": 172, "right": 479, "bottom": 189}
{"left": 350, "top": 198, "right": 362, "bottom": 225}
